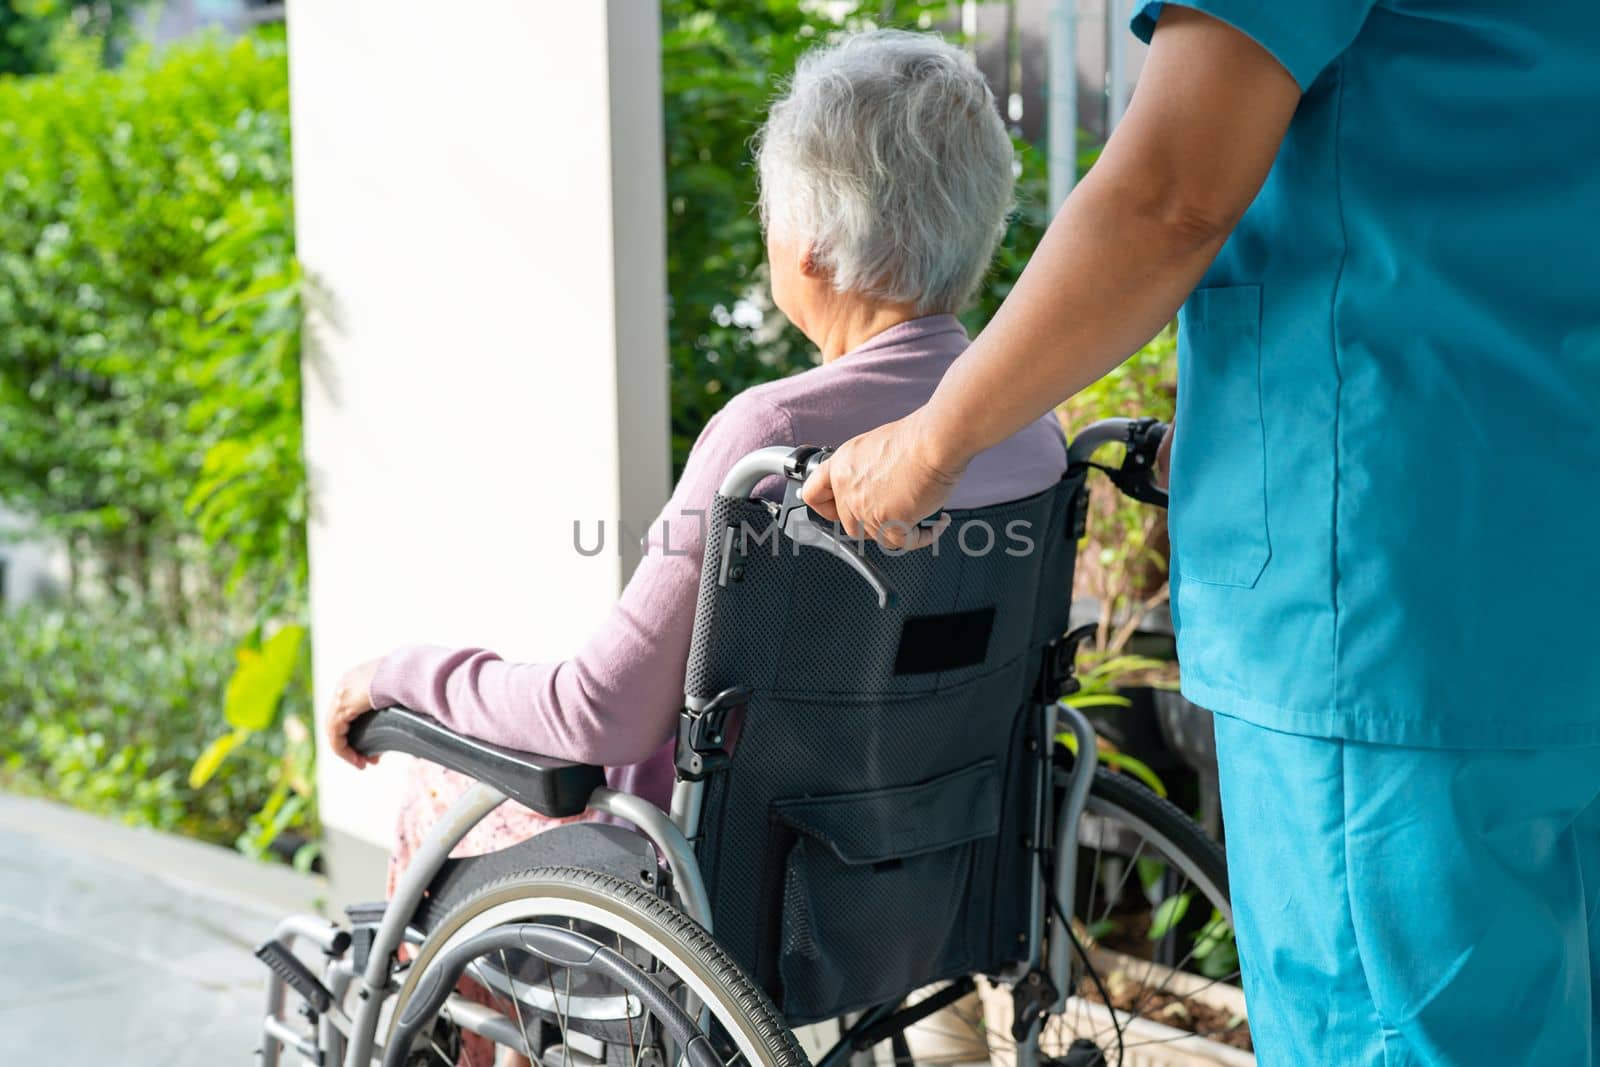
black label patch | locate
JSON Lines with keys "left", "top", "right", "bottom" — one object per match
{"left": 893, "top": 606, "right": 996, "bottom": 675}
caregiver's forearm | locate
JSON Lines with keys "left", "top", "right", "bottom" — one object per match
{"left": 919, "top": 7, "right": 1300, "bottom": 467}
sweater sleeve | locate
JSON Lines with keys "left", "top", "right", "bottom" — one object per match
{"left": 367, "top": 395, "right": 794, "bottom": 767}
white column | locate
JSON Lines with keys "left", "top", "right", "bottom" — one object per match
{"left": 287, "top": 0, "right": 668, "bottom": 880}
{"left": 1047, "top": 0, "right": 1079, "bottom": 208}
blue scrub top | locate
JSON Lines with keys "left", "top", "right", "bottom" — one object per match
{"left": 1132, "top": 0, "right": 1600, "bottom": 747}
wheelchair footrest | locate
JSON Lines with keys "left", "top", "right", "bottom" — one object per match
{"left": 256, "top": 939, "right": 333, "bottom": 1014}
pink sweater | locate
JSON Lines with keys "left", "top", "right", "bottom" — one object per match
{"left": 369, "top": 315, "right": 1068, "bottom": 809}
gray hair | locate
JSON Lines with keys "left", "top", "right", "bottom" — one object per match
{"left": 755, "top": 30, "right": 1015, "bottom": 314}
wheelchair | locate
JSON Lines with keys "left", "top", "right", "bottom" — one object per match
{"left": 257, "top": 418, "right": 1239, "bottom": 1067}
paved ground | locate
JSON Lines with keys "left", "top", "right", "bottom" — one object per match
{"left": 0, "top": 795, "right": 324, "bottom": 1065}
{"left": 0, "top": 797, "right": 899, "bottom": 1066}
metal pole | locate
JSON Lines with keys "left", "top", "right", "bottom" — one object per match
{"left": 1107, "top": 0, "right": 1129, "bottom": 129}
{"left": 1047, "top": 0, "right": 1078, "bottom": 209}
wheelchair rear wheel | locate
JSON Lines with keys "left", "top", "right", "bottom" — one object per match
{"left": 389, "top": 867, "right": 806, "bottom": 1067}
{"left": 905, "top": 760, "right": 1243, "bottom": 1066}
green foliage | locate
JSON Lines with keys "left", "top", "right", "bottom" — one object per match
{"left": 0, "top": 0, "right": 142, "bottom": 76}
{"left": 0, "top": 33, "right": 311, "bottom": 855}
{"left": 224, "top": 624, "right": 306, "bottom": 732}
{"left": 0, "top": 32, "right": 302, "bottom": 594}
{"left": 1147, "top": 890, "right": 1191, "bottom": 940}
{"left": 1143, "top": 882, "right": 1239, "bottom": 981}
{"left": 1057, "top": 706, "right": 1170, "bottom": 797}
{"left": 1191, "top": 909, "right": 1241, "bottom": 980}
{"left": 0, "top": 606, "right": 313, "bottom": 852}
{"left": 1063, "top": 328, "right": 1179, "bottom": 684}
{"left": 183, "top": 133, "right": 307, "bottom": 619}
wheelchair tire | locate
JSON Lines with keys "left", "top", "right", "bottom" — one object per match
{"left": 906, "top": 759, "right": 1241, "bottom": 1067}
{"left": 1044, "top": 756, "right": 1244, "bottom": 1064}
{"left": 390, "top": 866, "right": 807, "bottom": 1067}
{"left": 1081, "top": 765, "right": 1230, "bottom": 920}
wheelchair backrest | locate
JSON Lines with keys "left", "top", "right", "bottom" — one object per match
{"left": 679, "top": 470, "right": 1085, "bottom": 1024}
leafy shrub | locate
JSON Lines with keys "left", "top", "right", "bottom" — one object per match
{"left": 1061, "top": 327, "right": 1178, "bottom": 675}
{"left": 0, "top": 606, "right": 314, "bottom": 862}
{"left": 0, "top": 32, "right": 311, "bottom": 855}
{"left": 0, "top": 32, "right": 303, "bottom": 606}
{"left": 0, "top": 0, "right": 142, "bottom": 76}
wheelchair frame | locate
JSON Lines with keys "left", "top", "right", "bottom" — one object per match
{"left": 259, "top": 417, "right": 1168, "bottom": 1067}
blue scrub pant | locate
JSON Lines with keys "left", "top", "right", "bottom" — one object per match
{"left": 1213, "top": 713, "right": 1600, "bottom": 1066}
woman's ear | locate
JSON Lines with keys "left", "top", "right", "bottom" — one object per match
{"left": 799, "top": 243, "right": 826, "bottom": 279}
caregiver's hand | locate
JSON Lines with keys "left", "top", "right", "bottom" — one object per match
{"left": 326, "top": 658, "right": 381, "bottom": 770}
{"left": 803, "top": 411, "right": 962, "bottom": 550}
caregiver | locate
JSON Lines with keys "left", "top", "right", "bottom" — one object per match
{"left": 804, "top": 3, "right": 1600, "bottom": 1065}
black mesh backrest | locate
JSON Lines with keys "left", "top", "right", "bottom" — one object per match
{"left": 682, "top": 472, "right": 1086, "bottom": 1024}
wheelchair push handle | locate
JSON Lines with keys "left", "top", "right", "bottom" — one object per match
{"left": 716, "top": 444, "right": 822, "bottom": 498}
{"left": 1067, "top": 416, "right": 1170, "bottom": 509}
{"left": 717, "top": 445, "right": 898, "bottom": 610}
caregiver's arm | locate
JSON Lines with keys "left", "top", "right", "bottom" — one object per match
{"left": 803, "top": 7, "right": 1300, "bottom": 544}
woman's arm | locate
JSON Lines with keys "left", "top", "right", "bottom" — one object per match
{"left": 802, "top": 7, "right": 1301, "bottom": 545}
{"left": 325, "top": 396, "right": 793, "bottom": 769}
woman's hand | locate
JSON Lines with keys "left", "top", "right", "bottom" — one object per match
{"left": 326, "top": 658, "right": 382, "bottom": 769}
{"left": 802, "top": 410, "right": 964, "bottom": 550}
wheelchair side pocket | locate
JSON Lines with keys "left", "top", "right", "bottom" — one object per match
{"left": 760, "top": 760, "right": 1001, "bottom": 1021}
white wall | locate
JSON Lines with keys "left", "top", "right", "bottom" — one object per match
{"left": 288, "top": 0, "right": 669, "bottom": 855}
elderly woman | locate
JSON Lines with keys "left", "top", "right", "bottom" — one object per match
{"left": 325, "top": 29, "right": 1067, "bottom": 887}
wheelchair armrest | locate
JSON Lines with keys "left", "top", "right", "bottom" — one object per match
{"left": 346, "top": 707, "right": 606, "bottom": 819}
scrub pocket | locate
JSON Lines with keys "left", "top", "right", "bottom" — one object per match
{"left": 762, "top": 760, "right": 1000, "bottom": 1021}
{"left": 1172, "top": 285, "right": 1270, "bottom": 588}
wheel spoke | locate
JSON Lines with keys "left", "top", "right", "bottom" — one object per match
{"left": 621, "top": 930, "right": 640, "bottom": 1062}
{"left": 1123, "top": 873, "right": 1191, "bottom": 1027}
{"left": 546, "top": 965, "right": 572, "bottom": 1067}
{"left": 1102, "top": 839, "right": 1148, "bottom": 926}
{"left": 1043, "top": 781, "right": 1239, "bottom": 1067}
{"left": 630, "top": 1006, "right": 655, "bottom": 1067}
{"left": 1083, "top": 839, "right": 1146, "bottom": 1053}
{"left": 426, "top": 1034, "right": 454, "bottom": 1065}
{"left": 563, "top": 965, "right": 575, "bottom": 1067}
{"left": 500, "top": 949, "right": 536, "bottom": 1060}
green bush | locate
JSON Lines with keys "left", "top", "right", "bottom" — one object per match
{"left": 0, "top": 606, "right": 315, "bottom": 862}
{"left": 0, "top": 32, "right": 303, "bottom": 607}
{"left": 0, "top": 0, "right": 142, "bottom": 76}
{"left": 0, "top": 32, "right": 312, "bottom": 856}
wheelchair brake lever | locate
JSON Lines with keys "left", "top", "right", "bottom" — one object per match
{"left": 1103, "top": 417, "right": 1170, "bottom": 509}
{"left": 776, "top": 447, "right": 898, "bottom": 610}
